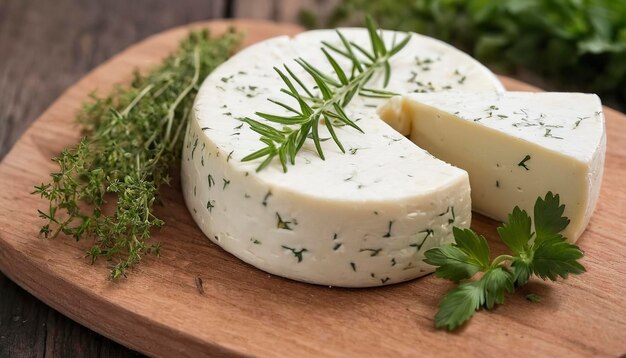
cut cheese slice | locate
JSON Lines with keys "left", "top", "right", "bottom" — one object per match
{"left": 182, "top": 28, "right": 503, "bottom": 287}
{"left": 379, "top": 92, "right": 605, "bottom": 241}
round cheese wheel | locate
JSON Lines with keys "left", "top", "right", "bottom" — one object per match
{"left": 182, "top": 28, "right": 503, "bottom": 287}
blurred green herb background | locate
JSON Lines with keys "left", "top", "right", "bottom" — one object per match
{"left": 300, "top": 0, "right": 626, "bottom": 110}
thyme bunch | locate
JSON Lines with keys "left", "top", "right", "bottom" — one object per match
{"left": 33, "top": 29, "right": 241, "bottom": 278}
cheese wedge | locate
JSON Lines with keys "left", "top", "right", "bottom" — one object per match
{"left": 379, "top": 92, "right": 605, "bottom": 241}
{"left": 182, "top": 28, "right": 503, "bottom": 287}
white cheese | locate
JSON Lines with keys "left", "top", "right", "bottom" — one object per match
{"left": 378, "top": 92, "right": 605, "bottom": 241}
{"left": 182, "top": 29, "right": 505, "bottom": 287}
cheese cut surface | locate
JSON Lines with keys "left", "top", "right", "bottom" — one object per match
{"left": 379, "top": 92, "right": 606, "bottom": 241}
{"left": 181, "top": 28, "right": 504, "bottom": 287}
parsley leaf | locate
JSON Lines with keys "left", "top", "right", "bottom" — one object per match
{"left": 453, "top": 227, "right": 491, "bottom": 269}
{"left": 534, "top": 192, "right": 570, "bottom": 245}
{"left": 425, "top": 192, "right": 586, "bottom": 331}
{"left": 532, "top": 238, "right": 586, "bottom": 280}
{"left": 482, "top": 267, "right": 515, "bottom": 309}
{"left": 510, "top": 258, "right": 532, "bottom": 286}
{"left": 424, "top": 227, "right": 491, "bottom": 282}
{"left": 497, "top": 206, "right": 531, "bottom": 255}
{"left": 423, "top": 245, "right": 482, "bottom": 282}
{"left": 434, "top": 281, "right": 485, "bottom": 330}
{"left": 525, "top": 293, "right": 541, "bottom": 303}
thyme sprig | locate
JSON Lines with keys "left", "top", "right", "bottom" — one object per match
{"left": 242, "top": 17, "right": 411, "bottom": 172}
{"left": 33, "top": 29, "right": 241, "bottom": 279}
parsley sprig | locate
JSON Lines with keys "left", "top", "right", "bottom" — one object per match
{"left": 424, "top": 192, "right": 586, "bottom": 330}
{"left": 319, "top": 0, "right": 626, "bottom": 111}
{"left": 33, "top": 29, "right": 241, "bottom": 279}
{"left": 242, "top": 16, "right": 410, "bottom": 172}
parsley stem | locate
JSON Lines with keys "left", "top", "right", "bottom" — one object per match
{"left": 491, "top": 254, "right": 515, "bottom": 267}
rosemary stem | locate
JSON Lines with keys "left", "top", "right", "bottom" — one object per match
{"left": 310, "top": 57, "right": 384, "bottom": 118}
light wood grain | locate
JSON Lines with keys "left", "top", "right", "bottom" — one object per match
{"left": 0, "top": 20, "right": 625, "bottom": 358}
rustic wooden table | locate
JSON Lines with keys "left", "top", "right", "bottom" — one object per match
{"left": 0, "top": 0, "right": 333, "bottom": 356}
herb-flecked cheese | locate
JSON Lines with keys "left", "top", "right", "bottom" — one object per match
{"left": 181, "top": 29, "right": 504, "bottom": 287}
{"left": 379, "top": 92, "right": 605, "bottom": 241}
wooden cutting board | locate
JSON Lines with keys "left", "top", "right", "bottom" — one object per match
{"left": 0, "top": 20, "right": 625, "bottom": 358}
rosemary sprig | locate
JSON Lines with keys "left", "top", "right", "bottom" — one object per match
{"left": 33, "top": 29, "right": 241, "bottom": 279}
{"left": 242, "top": 16, "right": 411, "bottom": 172}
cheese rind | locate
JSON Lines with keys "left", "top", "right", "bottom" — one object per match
{"left": 182, "top": 29, "right": 504, "bottom": 287}
{"left": 379, "top": 92, "right": 606, "bottom": 241}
